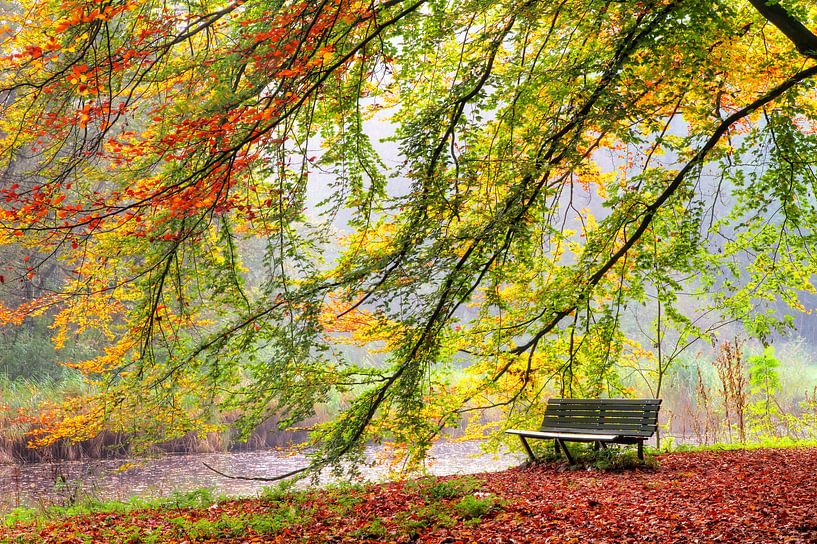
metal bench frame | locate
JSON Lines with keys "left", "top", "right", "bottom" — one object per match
{"left": 506, "top": 398, "right": 661, "bottom": 464}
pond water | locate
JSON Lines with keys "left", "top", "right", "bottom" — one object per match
{"left": 0, "top": 441, "right": 525, "bottom": 511}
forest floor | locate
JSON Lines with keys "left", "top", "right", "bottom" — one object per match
{"left": 2, "top": 447, "right": 817, "bottom": 543}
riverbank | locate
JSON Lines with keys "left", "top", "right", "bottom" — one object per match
{"left": 2, "top": 447, "right": 816, "bottom": 543}
{"left": 0, "top": 441, "right": 523, "bottom": 512}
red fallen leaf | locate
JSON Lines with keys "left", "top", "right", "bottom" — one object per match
{"left": 4, "top": 449, "right": 817, "bottom": 543}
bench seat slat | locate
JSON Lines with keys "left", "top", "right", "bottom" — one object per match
{"left": 543, "top": 418, "right": 657, "bottom": 425}
{"left": 541, "top": 424, "right": 655, "bottom": 434}
{"left": 544, "top": 408, "right": 659, "bottom": 415}
{"left": 548, "top": 404, "right": 659, "bottom": 410}
{"left": 542, "top": 417, "right": 655, "bottom": 428}
{"left": 544, "top": 415, "right": 658, "bottom": 421}
{"left": 547, "top": 411, "right": 657, "bottom": 417}
{"left": 542, "top": 413, "right": 659, "bottom": 421}
{"left": 540, "top": 423, "right": 657, "bottom": 433}
{"left": 546, "top": 404, "right": 660, "bottom": 409}
{"left": 541, "top": 427, "right": 655, "bottom": 437}
{"left": 550, "top": 399, "right": 661, "bottom": 405}
{"left": 540, "top": 421, "right": 657, "bottom": 429}
{"left": 507, "top": 429, "right": 619, "bottom": 441}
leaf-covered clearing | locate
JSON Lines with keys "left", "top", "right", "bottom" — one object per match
{"left": 2, "top": 447, "right": 817, "bottom": 543}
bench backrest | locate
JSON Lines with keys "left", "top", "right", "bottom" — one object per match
{"left": 540, "top": 398, "right": 661, "bottom": 437}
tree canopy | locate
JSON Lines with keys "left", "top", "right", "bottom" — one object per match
{"left": 1, "top": 0, "right": 817, "bottom": 475}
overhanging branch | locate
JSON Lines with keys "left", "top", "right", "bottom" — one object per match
{"left": 512, "top": 62, "right": 817, "bottom": 356}
{"left": 748, "top": 0, "right": 817, "bottom": 58}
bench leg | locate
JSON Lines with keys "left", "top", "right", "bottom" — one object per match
{"left": 518, "top": 435, "right": 536, "bottom": 462}
{"left": 556, "top": 438, "right": 574, "bottom": 465}
{"left": 637, "top": 440, "right": 644, "bottom": 461}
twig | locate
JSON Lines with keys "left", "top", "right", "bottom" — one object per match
{"left": 202, "top": 462, "right": 311, "bottom": 482}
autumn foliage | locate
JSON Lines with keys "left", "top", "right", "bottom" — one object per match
{"left": 2, "top": 0, "right": 817, "bottom": 472}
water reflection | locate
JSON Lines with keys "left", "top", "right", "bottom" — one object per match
{"left": 0, "top": 442, "right": 524, "bottom": 511}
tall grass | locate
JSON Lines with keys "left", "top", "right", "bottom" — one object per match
{"left": 647, "top": 338, "right": 817, "bottom": 446}
{"left": 1, "top": 374, "right": 91, "bottom": 459}
{"left": 0, "top": 373, "right": 320, "bottom": 463}
{"left": 0, "top": 373, "right": 91, "bottom": 423}
{"left": 0, "top": 373, "right": 133, "bottom": 463}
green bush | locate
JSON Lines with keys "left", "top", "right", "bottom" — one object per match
{"left": 591, "top": 448, "right": 659, "bottom": 471}
{"left": 454, "top": 494, "right": 500, "bottom": 520}
{"left": 248, "top": 515, "right": 289, "bottom": 536}
{"left": 248, "top": 504, "right": 314, "bottom": 536}
{"left": 259, "top": 480, "right": 304, "bottom": 503}
{"left": 748, "top": 346, "right": 783, "bottom": 437}
{"left": 165, "top": 487, "right": 218, "bottom": 509}
{"left": 0, "top": 316, "right": 98, "bottom": 382}
{"left": 423, "top": 476, "right": 482, "bottom": 500}
{"left": 351, "top": 518, "right": 390, "bottom": 540}
{"left": 185, "top": 516, "right": 248, "bottom": 539}
{"left": 395, "top": 502, "right": 456, "bottom": 538}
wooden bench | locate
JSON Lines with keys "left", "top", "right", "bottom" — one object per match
{"left": 506, "top": 398, "right": 661, "bottom": 464}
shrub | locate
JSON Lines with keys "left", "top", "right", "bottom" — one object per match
{"left": 351, "top": 518, "right": 390, "bottom": 540}
{"left": 165, "top": 487, "right": 218, "bottom": 509}
{"left": 423, "top": 476, "right": 482, "bottom": 500}
{"left": 591, "top": 448, "right": 659, "bottom": 471}
{"left": 454, "top": 494, "right": 500, "bottom": 520}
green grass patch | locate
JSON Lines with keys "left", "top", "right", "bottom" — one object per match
{"left": 658, "top": 436, "right": 817, "bottom": 453}
{"left": 351, "top": 517, "right": 390, "bottom": 540}
{"left": 421, "top": 475, "right": 482, "bottom": 500}
{"left": 529, "top": 441, "right": 659, "bottom": 470}
{"left": 389, "top": 475, "right": 502, "bottom": 538}
{"left": 0, "top": 487, "right": 223, "bottom": 528}
{"left": 525, "top": 436, "right": 817, "bottom": 470}
{"left": 181, "top": 516, "right": 248, "bottom": 540}
{"left": 454, "top": 494, "right": 500, "bottom": 520}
